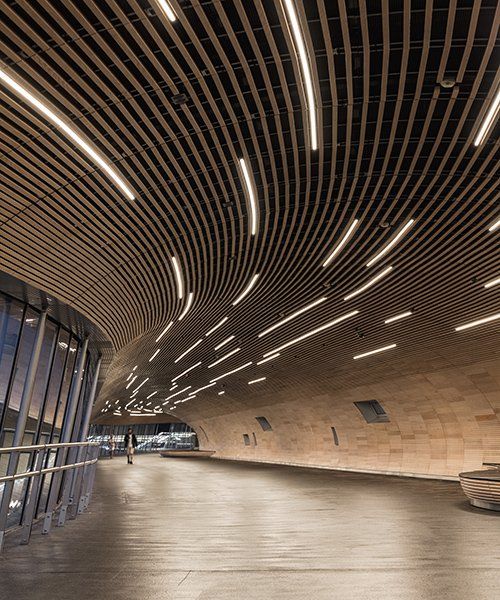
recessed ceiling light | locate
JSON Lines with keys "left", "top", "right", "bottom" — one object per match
{"left": 206, "top": 317, "right": 228, "bottom": 337}
{"left": 178, "top": 292, "right": 194, "bottom": 321}
{"left": 455, "top": 312, "right": 500, "bottom": 331}
{"left": 248, "top": 377, "right": 266, "bottom": 385}
{"left": 258, "top": 297, "right": 327, "bottom": 337}
{"left": 214, "top": 335, "right": 235, "bottom": 351}
{"left": 189, "top": 382, "right": 216, "bottom": 395}
{"left": 353, "top": 344, "right": 397, "bottom": 360}
{"left": 474, "top": 82, "right": 500, "bottom": 146}
{"left": 484, "top": 276, "right": 500, "bottom": 289}
{"left": 232, "top": 273, "right": 259, "bottom": 306}
{"left": 239, "top": 158, "right": 258, "bottom": 236}
{"left": 263, "top": 311, "right": 359, "bottom": 357}
{"left": 488, "top": 217, "right": 500, "bottom": 232}
{"left": 155, "top": 321, "right": 173, "bottom": 343}
{"left": 126, "top": 375, "right": 137, "bottom": 389}
{"left": 156, "top": 0, "right": 177, "bottom": 22}
{"left": 256, "top": 353, "right": 280, "bottom": 365}
{"left": 209, "top": 361, "right": 253, "bottom": 383}
{"left": 0, "top": 68, "right": 135, "bottom": 200}
{"left": 218, "top": 391, "right": 225, "bottom": 395}
{"left": 384, "top": 311, "right": 413, "bottom": 324}
{"left": 171, "top": 256, "right": 184, "bottom": 299}
{"left": 132, "top": 378, "right": 149, "bottom": 393}
{"left": 282, "top": 0, "right": 317, "bottom": 150}
{"left": 165, "top": 386, "right": 191, "bottom": 401}
{"left": 174, "top": 339, "right": 203, "bottom": 363}
{"left": 208, "top": 347, "right": 241, "bottom": 368}
{"left": 323, "top": 220, "right": 359, "bottom": 267}
{"left": 366, "top": 220, "right": 414, "bottom": 267}
{"left": 172, "top": 361, "right": 202, "bottom": 382}
{"left": 149, "top": 349, "right": 160, "bottom": 362}
{"left": 344, "top": 266, "right": 393, "bottom": 301}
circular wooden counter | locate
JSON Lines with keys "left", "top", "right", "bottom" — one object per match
{"left": 459, "top": 468, "right": 500, "bottom": 512}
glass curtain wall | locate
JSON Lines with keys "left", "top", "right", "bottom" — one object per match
{"left": 89, "top": 423, "right": 198, "bottom": 457}
{"left": 0, "top": 290, "right": 98, "bottom": 529}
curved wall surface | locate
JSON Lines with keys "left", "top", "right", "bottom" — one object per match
{"left": 193, "top": 356, "right": 500, "bottom": 478}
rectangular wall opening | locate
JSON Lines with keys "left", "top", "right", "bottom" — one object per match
{"left": 243, "top": 433, "right": 250, "bottom": 446}
{"left": 255, "top": 416, "right": 272, "bottom": 431}
{"left": 331, "top": 426, "right": 339, "bottom": 446}
{"left": 354, "top": 400, "right": 390, "bottom": 423}
{"left": 252, "top": 432, "right": 257, "bottom": 445}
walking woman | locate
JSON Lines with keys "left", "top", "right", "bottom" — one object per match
{"left": 124, "top": 428, "right": 138, "bottom": 464}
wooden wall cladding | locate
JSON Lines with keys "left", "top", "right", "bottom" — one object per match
{"left": 192, "top": 358, "right": 500, "bottom": 478}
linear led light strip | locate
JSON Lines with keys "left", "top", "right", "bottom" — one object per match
{"left": 474, "top": 82, "right": 500, "bottom": 146}
{"left": 132, "top": 378, "right": 149, "bottom": 393}
{"left": 149, "top": 349, "right": 160, "bottom": 362}
{"left": 248, "top": 377, "right": 266, "bottom": 385}
{"left": 146, "top": 391, "right": 158, "bottom": 399}
{"left": 489, "top": 218, "right": 500, "bottom": 232}
{"left": 353, "top": 344, "right": 396, "bottom": 360}
{"left": 178, "top": 292, "right": 194, "bottom": 321}
{"left": 156, "top": 0, "right": 177, "bottom": 22}
{"left": 384, "top": 311, "right": 412, "bottom": 324}
{"left": 455, "top": 312, "right": 500, "bottom": 331}
{"left": 282, "top": 0, "right": 317, "bottom": 150}
{"left": 323, "top": 219, "right": 359, "bottom": 267}
{"left": 172, "top": 361, "right": 201, "bottom": 382}
{"left": 233, "top": 274, "right": 259, "bottom": 306}
{"left": 0, "top": 68, "right": 134, "bottom": 200}
{"left": 163, "top": 386, "right": 191, "bottom": 404}
{"left": 130, "top": 413, "right": 157, "bottom": 417}
{"left": 256, "top": 353, "right": 280, "bottom": 365}
{"left": 206, "top": 317, "right": 228, "bottom": 337}
{"left": 263, "top": 311, "right": 359, "bottom": 357}
{"left": 366, "top": 220, "right": 414, "bottom": 267}
{"left": 208, "top": 347, "right": 241, "bottom": 368}
{"left": 344, "top": 266, "right": 393, "bottom": 301}
{"left": 169, "top": 384, "right": 178, "bottom": 391}
{"left": 484, "top": 276, "right": 500, "bottom": 289}
{"left": 174, "top": 338, "right": 202, "bottom": 363}
{"left": 209, "top": 361, "right": 253, "bottom": 383}
{"left": 214, "top": 335, "right": 234, "bottom": 351}
{"left": 171, "top": 256, "right": 184, "bottom": 299}
{"left": 125, "top": 375, "right": 137, "bottom": 389}
{"left": 189, "top": 382, "right": 216, "bottom": 395}
{"left": 174, "top": 396, "right": 193, "bottom": 404}
{"left": 239, "top": 158, "right": 258, "bottom": 236}
{"left": 156, "top": 321, "right": 173, "bottom": 343}
{"left": 258, "top": 297, "right": 327, "bottom": 337}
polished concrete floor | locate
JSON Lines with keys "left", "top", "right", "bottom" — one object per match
{"left": 0, "top": 455, "right": 499, "bottom": 600}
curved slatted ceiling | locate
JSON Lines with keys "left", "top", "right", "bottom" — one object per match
{"left": 0, "top": 0, "right": 498, "bottom": 423}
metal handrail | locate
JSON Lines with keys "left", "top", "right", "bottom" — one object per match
{"left": 0, "top": 441, "right": 99, "bottom": 454}
{"left": 0, "top": 440, "right": 100, "bottom": 551}
{"left": 0, "top": 457, "right": 98, "bottom": 483}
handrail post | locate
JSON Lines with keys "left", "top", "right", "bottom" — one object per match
{"left": 43, "top": 337, "right": 88, "bottom": 534}
{"left": 0, "top": 310, "right": 47, "bottom": 552}
{"left": 20, "top": 447, "right": 46, "bottom": 545}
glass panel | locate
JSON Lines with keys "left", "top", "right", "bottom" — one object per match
{"left": 28, "top": 320, "right": 57, "bottom": 424}
{"left": 51, "top": 337, "right": 78, "bottom": 443}
{"left": 0, "top": 297, "right": 24, "bottom": 428}
{"left": 1, "top": 309, "right": 39, "bottom": 439}
{"left": 39, "top": 329, "right": 70, "bottom": 439}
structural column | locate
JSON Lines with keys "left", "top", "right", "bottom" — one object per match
{"left": 42, "top": 337, "right": 88, "bottom": 534}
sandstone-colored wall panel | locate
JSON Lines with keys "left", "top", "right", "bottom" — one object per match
{"left": 192, "top": 359, "right": 500, "bottom": 478}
